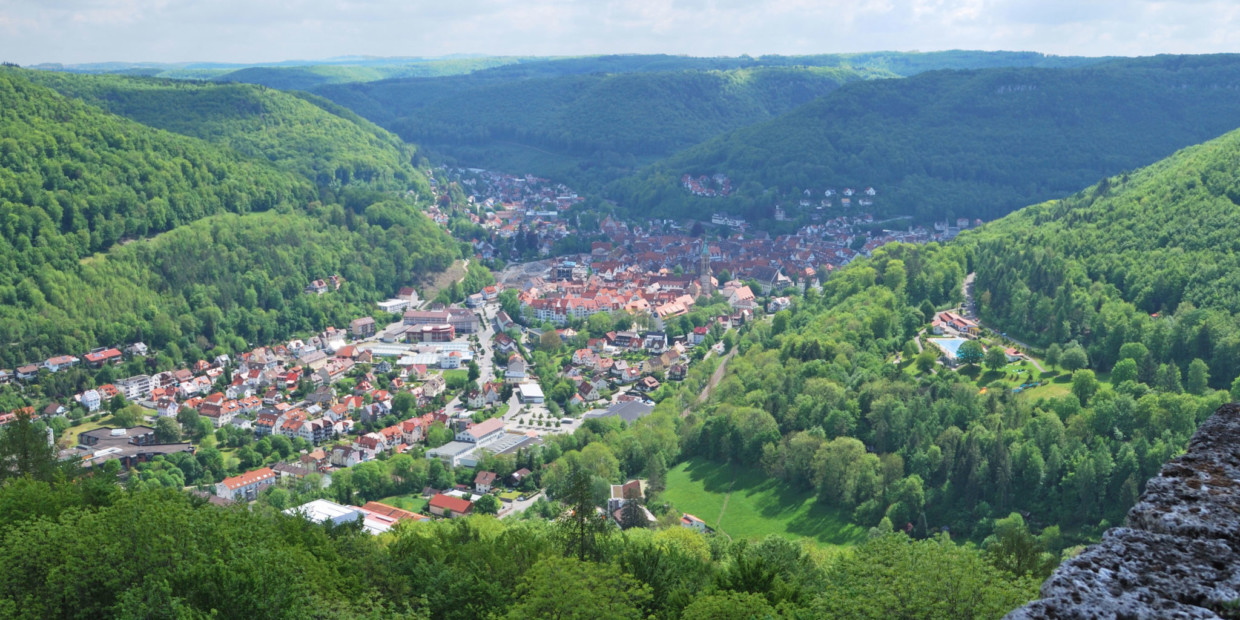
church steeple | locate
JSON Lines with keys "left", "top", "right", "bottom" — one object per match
{"left": 699, "top": 240, "right": 712, "bottom": 296}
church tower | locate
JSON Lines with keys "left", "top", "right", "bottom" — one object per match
{"left": 699, "top": 240, "right": 712, "bottom": 297}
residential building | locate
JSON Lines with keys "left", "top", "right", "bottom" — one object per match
{"left": 215, "top": 467, "right": 276, "bottom": 502}
{"left": 80, "top": 389, "right": 101, "bottom": 412}
{"left": 350, "top": 316, "right": 377, "bottom": 338}
{"left": 429, "top": 493, "right": 473, "bottom": 518}
{"left": 43, "top": 355, "right": 80, "bottom": 373}
{"left": 116, "top": 375, "right": 152, "bottom": 401}
{"left": 681, "top": 513, "right": 709, "bottom": 533}
{"left": 607, "top": 479, "right": 646, "bottom": 514}
{"left": 84, "top": 348, "right": 122, "bottom": 367}
{"left": 474, "top": 471, "right": 497, "bottom": 494}
{"left": 505, "top": 354, "right": 527, "bottom": 383}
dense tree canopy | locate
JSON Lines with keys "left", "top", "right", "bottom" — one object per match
{"left": 0, "top": 68, "right": 460, "bottom": 366}
{"left": 0, "top": 475, "right": 1038, "bottom": 619}
{"left": 610, "top": 55, "right": 1240, "bottom": 224}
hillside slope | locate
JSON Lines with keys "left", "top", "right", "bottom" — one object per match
{"left": 0, "top": 69, "right": 459, "bottom": 365}
{"left": 320, "top": 66, "right": 873, "bottom": 188}
{"left": 26, "top": 71, "right": 429, "bottom": 193}
{"left": 0, "top": 69, "right": 314, "bottom": 282}
{"left": 317, "top": 51, "right": 1104, "bottom": 189}
{"left": 965, "top": 121, "right": 1240, "bottom": 380}
{"left": 610, "top": 54, "right": 1240, "bottom": 223}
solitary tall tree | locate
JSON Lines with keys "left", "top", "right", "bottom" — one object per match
{"left": 557, "top": 462, "right": 611, "bottom": 561}
{"left": 1060, "top": 345, "right": 1089, "bottom": 372}
{"left": 957, "top": 340, "right": 985, "bottom": 367}
{"left": 985, "top": 346, "right": 1009, "bottom": 371}
{"left": 1187, "top": 358, "right": 1210, "bottom": 395}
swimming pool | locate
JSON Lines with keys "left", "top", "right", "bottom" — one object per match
{"left": 929, "top": 337, "right": 969, "bottom": 360}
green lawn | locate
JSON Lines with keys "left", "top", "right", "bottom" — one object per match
{"left": 662, "top": 458, "right": 866, "bottom": 549}
{"left": 61, "top": 416, "right": 110, "bottom": 447}
{"left": 1019, "top": 380, "right": 1072, "bottom": 400}
{"left": 442, "top": 369, "right": 469, "bottom": 381}
{"left": 377, "top": 494, "right": 428, "bottom": 512}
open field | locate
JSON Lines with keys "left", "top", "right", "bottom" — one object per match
{"left": 377, "top": 494, "right": 428, "bottom": 513}
{"left": 662, "top": 458, "right": 865, "bottom": 549}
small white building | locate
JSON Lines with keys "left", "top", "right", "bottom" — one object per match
{"left": 80, "top": 389, "right": 101, "bottom": 412}
{"left": 518, "top": 383, "right": 545, "bottom": 404}
{"left": 681, "top": 513, "right": 708, "bottom": 533}
{"left": 284, "top": 499, "right": 364, "bottom": 527}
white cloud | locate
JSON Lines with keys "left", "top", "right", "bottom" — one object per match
{"left": 0, "top": 0, "right": 1237, "bottom": 65}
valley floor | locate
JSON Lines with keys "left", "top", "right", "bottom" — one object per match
{"left": 662, "top": 457, "right": 866, "bottom": 549}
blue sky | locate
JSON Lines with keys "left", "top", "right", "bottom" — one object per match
{"left": 2, "top": 0, "right": 1238, "bottom": 65}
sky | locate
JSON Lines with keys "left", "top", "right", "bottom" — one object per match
{"left": 1, "top": 0, "right": 1238, "bottom": 66}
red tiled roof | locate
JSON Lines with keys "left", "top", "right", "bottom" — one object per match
{"left": 361, "top": 501, "right": 426, "bottom": 522}
{"left": 429, "top": 493, "right": 472, "bottom": 514}
{"left": 220, "top": 467, "right": 275, "bottom": 490}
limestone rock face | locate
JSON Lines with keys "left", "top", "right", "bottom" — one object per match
{"left": 1006, "top": 403, "right": 1240, "bottom": 620}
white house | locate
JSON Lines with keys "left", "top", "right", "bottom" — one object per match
{"left": 80, "top": 389, "right": 101, "bottom": 412}
{"left": 681, "top": 513, "right": 708, "bottom": 533}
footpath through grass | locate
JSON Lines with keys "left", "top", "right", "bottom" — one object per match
{"left": 662, "top": 458, "right": 865, "bottom": 549}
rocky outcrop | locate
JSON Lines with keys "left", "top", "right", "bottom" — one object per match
{"left": 1006, "top": 403, "right": 1240, "bottom": 619}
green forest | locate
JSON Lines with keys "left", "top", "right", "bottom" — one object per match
{"left": 0, "top": 68, "right": 460, "bottom": 366}
{"left": 966, "top": 123, "right": 1240, "bottom": 387}
{"left": 315, "top": 51, "right": 1107, "bottom": 191}
{"left": 319, "top": 66, "right": 872, "bottom": 190}
{"left": 0, "top": 412, "right": 1037, "bottom": 620}
{"left": 25, "top": 71, "right": 431, "bottom": 193}
{"left": 609, "top": 54, "right": 1240, "bottom": 224}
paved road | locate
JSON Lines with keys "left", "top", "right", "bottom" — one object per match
{"left": 500, "top": 491, "right": 544, "bottom": 519}
{"left": 958, "top": 272, "right": 1047, "bottom": 372}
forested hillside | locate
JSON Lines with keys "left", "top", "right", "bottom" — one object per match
{"left": 210, "top": 56, "right": 525, "bottom": 90}
{"left": 610, "top": 54, "right": 1240, "bottom": 223}
{"left": 624, "top": 241, "right": 1224, "bottom": 551}
{"left": 26, "top": 71, "right": 430, "bottom": 194}
{"left": 966, "top": 123, "right": 1240, "bottom": 386}
{"left": 0, "top": 68, "right": 460, "bottom": 366}
{"left": 0, "top": 68, "right": 313, "bottom": 282}
{"left": 0, "top": 202, "right": 457, "bottom": 368}
{"left": 316, "top": 51, "right": 1103, "bottom": 190}
{"left": 319, "top": 66, "right": 873, "bottom": 189}
{"left": 32, "top": 56, "right": 525, "bottom": 88}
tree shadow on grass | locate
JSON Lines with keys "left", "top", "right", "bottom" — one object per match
{"left": 730, "top": 467, "right": 866, "bottom": 546}
{"left": 958, "top": 365, "right": 981, "bottom": 380}
{"left": 978, "top": 370, "right": 1005, "bottom": 386}
{"left": 680, "top": 457, "right": 737, "bottom": 495}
